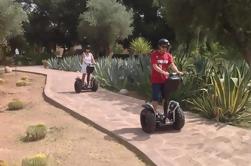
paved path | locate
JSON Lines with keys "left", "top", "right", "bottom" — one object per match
{"left": 16, "top": 66, "right": 251, "bottom": 166}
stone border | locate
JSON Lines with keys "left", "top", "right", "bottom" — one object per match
{"left": 15, "top": 70, "right": 156, "bottom": 166}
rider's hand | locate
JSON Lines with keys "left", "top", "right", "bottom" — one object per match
{"left": 177, "top": 71, "right": 184, "bottom": 76}
{"left": 163, "top": 71, "right": 169, "bottom": 77}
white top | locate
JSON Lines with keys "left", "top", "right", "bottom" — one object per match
{"left": 15, "top": 48, "right": 19, "bottom": 55}
{"left": 83, "top": 52, "right": 93, "bottom": 65}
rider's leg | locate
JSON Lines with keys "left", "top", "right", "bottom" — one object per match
{"left": 152, "top": 101, "right": 159, "bottom": 113}
{"left": 81, "top": 63, "right": 87, "bottom": 84}
{"left": 161, "top": 84, "right": 169, "bottom": 115}
{"left": 82, "top": 73, "right": 86, "bottom": 84}
{"left": 87, "top": 66, "right": 94, "bottom": 87}
{"left": 163, "top": 99, "right": 168, "bottom": 116}
{"left": 152, "top": 84, "right": 161, "bottom": 113}
{"left": 87, "top": 72, "right": 91, "bottom": 87}
{"left": 86, "top": 66, "right": 90, "bottom": 87}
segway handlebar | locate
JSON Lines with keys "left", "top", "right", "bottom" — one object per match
{"left": 86, "top": 63, "right": 96, "bottom": 67}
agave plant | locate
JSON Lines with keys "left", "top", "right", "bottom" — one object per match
{"left": 186, "top": 66, "right": 251, "bottom": 124}
{"left": 47, "top": 56, "right": 81, "bottom": 71}
{"left": 173, "top": 44, "right": 194, "bottom": 72}
{"left": 94, "top": 56, "right": 151, "bottom": 98}
{"left": 125, "top": 56, "right": 151, "bottom": 98}
{"left": 130, "top": 37, "right": 152, "bottom": 55}
{"left": 171, "top": 73, "right": 205, "bottom": 103}
{"left": 94, "top": 58, "right": 129, "bottom": 90}
{"left": 47, "top": 58, "right": 60, "bottom": 69}
{"left": 60, "top": 56, "right": 81, "bottom": 71}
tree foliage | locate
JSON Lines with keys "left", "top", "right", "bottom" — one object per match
{"left": 0, "top": 0, "right": 28, "bottom": 62}
{"left": 18, "top": 0, "right": 86, "bottom": 48}
{"left": 0, "top": 0, "right": 28, "bottom": 44}
{"left": 78, "top": 0, "right": 134, "bottom": 56}
{"left": 122, "top": 0, "right": 174, "bottom": 47}
{"left": 156, "top": 0, "right": 251, "bottom": 66}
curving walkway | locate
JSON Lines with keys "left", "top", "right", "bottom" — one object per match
{"left": 16, "top": 66, "right": 251, "bottom": 166}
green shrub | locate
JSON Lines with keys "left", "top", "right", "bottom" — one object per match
{"left": 172, "top": 44, "right": 194, "bottom": 72}
{"left": 130, "top": 37, "right": 152, "bottom": 55}
{"left": 112, "top": 43, "right": 124, "bottom": 54}
{"left": 17, "top": 48, "right": 53, "bottom": 65}
{"left": 0, "top": 160, "right": 8, "bottom": 166}
{"left": 186, "top": 66, "right": 251, "bottom": 124}
{"left": 21, "top": 153, "right": 48, "bottom": 166}
{"left": 23, "top": 124, "right": 47, "bottom": 142}
{"left": 8, "top": 99, "right": 24, "bottom": 110}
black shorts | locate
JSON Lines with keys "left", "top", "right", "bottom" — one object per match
{"left": 86, "top": 66, "right": 94, "bottom": 74}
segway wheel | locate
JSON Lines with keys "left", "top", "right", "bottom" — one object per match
{"left": 74, "top": 79, "right": 82, "bottom": 93}
{"left": 172, "top": 107, "right": 185, "bottom": 130}
{"left": 140, "top": 109, "right": 156, "bottom": 133}
{"left": 91, "top": 79, "right": 98, "bottom": 92}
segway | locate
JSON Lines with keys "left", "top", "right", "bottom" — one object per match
{"left": 74, "top": 64, "right": 98, "bottom": 93}
{"left": 140, "top": 73, "right": 185, "bottom": 133}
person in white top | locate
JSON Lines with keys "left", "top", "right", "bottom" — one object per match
{"left": 15, "top": 48, "right": 19, "bottom": 56}
{"left": 81, "top": 45, "right": 96, "bottom": 87}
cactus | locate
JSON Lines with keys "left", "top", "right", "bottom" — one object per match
{"left": 8, "top": 99, "right": 24, "bottom": 110}
{"left": 0, "top": 78, "right": 5, "bottom": 84}
{"left": 21, "top": 153, "right": 48, "bottom": 166}
{"left": 0, "top": 160, "right": 8, "bottom": 166}
{"left": 16, "top": 80, "right": 31, "bottom": 87}
{"left": 16, "top": 80, "right": 26, "bottom": 86}
{"left": 21, "top": 76, "right": 29, "bottom": 81}
{"left": 23, "top": 124, "right": 47, "bottom": 142}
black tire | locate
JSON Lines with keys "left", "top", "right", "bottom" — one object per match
{"left": 91, "top": 78, "right": 98, "bottom": 92}
{"left": 172, "top": 107, "right": 185, "bottom": 130}
{"left": 140, "top": 109, "right": 156, "bottom": 133}
{"left": 74, "top": 79, "right": 82, "bottom": 93}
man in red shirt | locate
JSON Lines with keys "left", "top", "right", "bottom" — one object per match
{"left": 151, "top": 38, "right": 183, "bottom": 112}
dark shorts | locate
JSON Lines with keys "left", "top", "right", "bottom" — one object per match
{"left": 86, "top": 66, "right": 94, "bottom": 74}
{"left": 152, "top": 83, "right": 165, "bottom": 102}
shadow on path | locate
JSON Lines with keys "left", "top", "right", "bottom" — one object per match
{"left": 89, "top": 90, "right": 143, "bottom": 115}
{"left": 111, "top": 126, "right": 181, "bottom": 142}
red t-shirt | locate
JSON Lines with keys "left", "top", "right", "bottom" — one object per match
{"left": 151, "top": 50, "right": 173, "bottom": 83}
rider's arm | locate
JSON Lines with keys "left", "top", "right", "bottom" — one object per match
{"left": 153, "top": 64, "right": 169, "bottom": 76}
{"left": 170, "top": 63, "right": 183, "bottom": 75}
{"left": 81, "top": 53, "right": 85, "bottom": 64}
{"left": 91, "top": 54, "right": 96, "bottom": 64}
